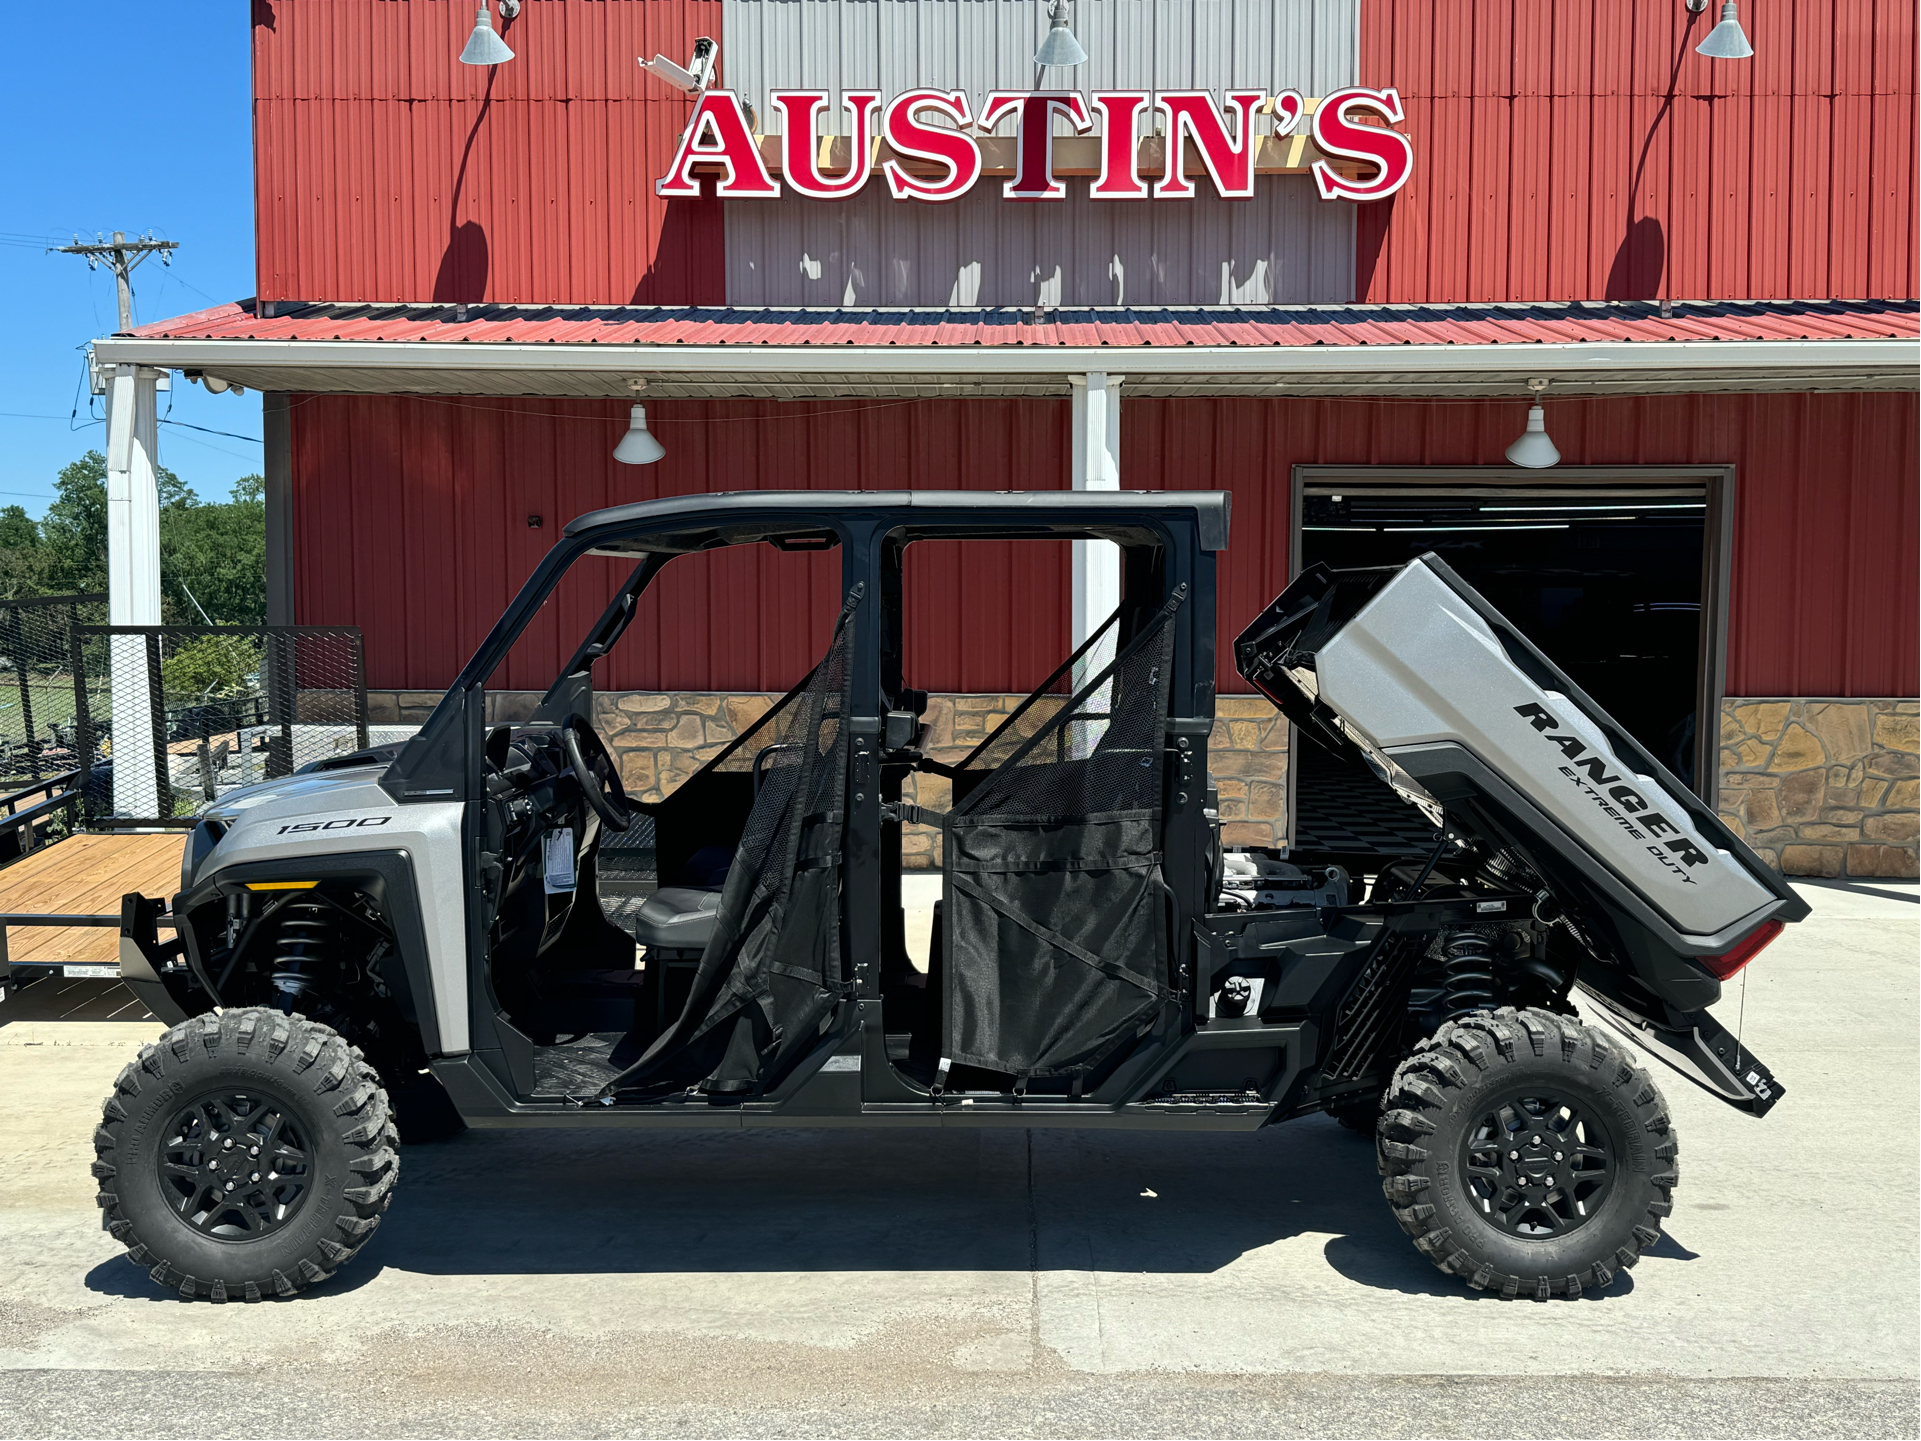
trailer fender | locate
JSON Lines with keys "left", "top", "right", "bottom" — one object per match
{"left": 117, "top": 893, "right": 197, "bottom": 1026}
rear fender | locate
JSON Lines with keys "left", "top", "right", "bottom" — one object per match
{"left": 1578, "top": 978, "right": 1784, "bottom": 1116}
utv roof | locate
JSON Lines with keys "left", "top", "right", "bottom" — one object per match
{"left": 565, "top": 489, "right": 1232, "bottom": 553}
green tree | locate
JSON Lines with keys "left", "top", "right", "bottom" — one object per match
{"left": 160, "top": 633, "right": 262, "bottom": 699}
{"left": 0, "top": 504, "right": 51, "bottom": 599}
{"left": 0, "top": 506, "right": 37, "bottom": 550}
{"left": 21, "top": 451, "right": 264, "bottom": 623}
{"left": 38, "top": 451, "right": 116, "bottom": 596}
{"left": 161, "top": 474, "right": 266, "bottom": 625}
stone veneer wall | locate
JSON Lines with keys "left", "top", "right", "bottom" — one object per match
{"left": 890, "top": 693, "right": 1288, "bottom": 867}
{"left": 1716, "top": 698, "right": 1918, "bottom": 879}
{"left": 364, "top": 690, "right": 1920, "bottom": 879}
{"left": 371, "top": 688, "right": 1289, "bottom": 869}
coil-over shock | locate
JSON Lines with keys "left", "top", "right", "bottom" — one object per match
{"left": 270, "top": 901, "right": 334, "bottom": 1015}
{"left": 1439, "top": 930, "right": 1499, "bottom": 1020}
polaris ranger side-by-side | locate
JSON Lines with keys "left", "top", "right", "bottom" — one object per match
{"left": 97, "top": 491, "right": 1804, "bottom": 1302}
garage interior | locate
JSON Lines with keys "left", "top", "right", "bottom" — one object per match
{"left": 1289, "top": 466, "right": 1727, "bottom": 864}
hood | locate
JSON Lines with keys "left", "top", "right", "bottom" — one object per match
{"left": 204, "top": 764, "right": 399, "bottom": 823}
{"left": 186, "top": 763, "right": 424, "bottom": 895}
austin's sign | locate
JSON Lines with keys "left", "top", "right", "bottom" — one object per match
{"left": 657, "top": 88, "right": 1412, "bottom": 205}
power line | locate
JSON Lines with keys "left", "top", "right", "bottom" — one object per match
{"left": 3, "top": 410, "right": 258, "bottom": 444}
{"left": 161, "top": 418, "right": 261, "bottom": 444}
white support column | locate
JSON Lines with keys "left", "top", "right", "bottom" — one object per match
{"left": 1069, "top": 372, "right": 1122, "bottom": 656}
{"left": 104, "top": 363, "right": 165, "bottom": 815}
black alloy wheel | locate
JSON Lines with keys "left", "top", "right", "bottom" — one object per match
{"left": 1460, "top": 1089, "right": 1615, "bottom": 1238}
{"left": 1376, "top": 1007, "right": 1677, "bottom": 1300}
{"left": 159, "top": 1090, "right": 313, "bottom": 1240}
{"left": 94, "top": 1008, "right": 399, "bottom": 1301}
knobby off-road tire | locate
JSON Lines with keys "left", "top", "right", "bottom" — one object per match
{"left": 93, "top": 1008, "right": 399, "bottom": 1300}
{"left": 1376, "top": 1006, "right": 1677, "bottom": 1300}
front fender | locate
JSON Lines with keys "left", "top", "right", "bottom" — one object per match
{"left": 176, "top": 850, "right": 448, "bottom": 1059}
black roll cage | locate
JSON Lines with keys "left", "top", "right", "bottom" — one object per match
{"left": 381, "top": 490, "right": 1229, "bottom": 809}
{"left": 379, "top": 490, "right": 1229, "bottom": 1104}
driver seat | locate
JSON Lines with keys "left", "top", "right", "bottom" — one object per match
{"left": 625, "top": 886, "right": 723, "bottom": 952}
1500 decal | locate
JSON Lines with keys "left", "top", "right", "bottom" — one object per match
{"left": 1513, "top": 702, "right": 1708, "bottom": 885}
{"left": 275, "top": 816, "right": 392, "bottom": 835}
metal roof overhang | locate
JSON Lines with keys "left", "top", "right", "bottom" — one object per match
{"left": 89, "top": 333, "right": 1918, "bottom": 400}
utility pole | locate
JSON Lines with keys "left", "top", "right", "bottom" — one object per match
{"left": 54, "top": 231, "right": 177, "bottom": 333}
{"left": 55, "top": 231, "right": 178, "bottom": 818}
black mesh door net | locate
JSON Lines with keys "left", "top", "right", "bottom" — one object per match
{"left": 603, "top": 585, "right": 862, "bottom": 1097}
{"left": 941, "top": 585, "right": 1186, "bottom": 1084}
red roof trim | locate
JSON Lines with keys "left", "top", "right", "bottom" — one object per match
{"left": 130, "top": 298, "right": 1921, "bottom": 349}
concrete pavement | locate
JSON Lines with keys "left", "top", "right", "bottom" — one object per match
{"left": 1, "top": 881, "right": 1914, "bottom": 1438}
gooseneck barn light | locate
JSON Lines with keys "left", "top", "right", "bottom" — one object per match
{"left": 1034, "top": 0, "right": 1088, "bottom": 69}
{"left": 1695, "top": 0, "right": 1754, "bottom": 58}
{"left": 459, "top": 1, "right": 517, "bottom": 67}
{"left": 614, "top": 404, "right": 666, "bottom": 465}
{"left": 1505, "top": 380, "right": 1562, "bottom": 469}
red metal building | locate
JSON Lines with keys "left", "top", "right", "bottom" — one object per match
{"left": 103, "top": 0, "right": 1918, "bottom": 875}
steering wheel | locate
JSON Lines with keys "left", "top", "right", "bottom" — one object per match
{"left": 561, "top": 716, "right": 636, "bottom": 832}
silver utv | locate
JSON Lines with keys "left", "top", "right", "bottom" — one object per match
{"left": 98, "top": 492, "right": 1804, "bottom": 1303}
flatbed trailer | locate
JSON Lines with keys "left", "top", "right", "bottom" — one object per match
{"left": 0, "top": 832, "right": 182, "bottom": 997}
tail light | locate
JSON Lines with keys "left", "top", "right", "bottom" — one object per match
{"left": 1699, "top": 918, "right": 1784, "bottom": 980}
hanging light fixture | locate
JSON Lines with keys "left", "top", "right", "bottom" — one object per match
{"left": 613, "top": 404, "right": 665, "bottom": 465}
{"left": 1034, "top": 0, "right": 1088, "bottom": 69}
{"left": 1694, "top": 0, "right": 1754, "bottom": 58}
{"left": 459, "top": 1, "right": 516, "bottom": 67}
{"left": 1505, "top": 380, "right": 1561, "bottom": 469}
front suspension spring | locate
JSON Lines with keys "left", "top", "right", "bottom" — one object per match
{"left": 270, "top": 902, "right": 333, "bottom": 1014}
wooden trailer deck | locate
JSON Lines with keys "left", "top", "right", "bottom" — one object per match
{"left": 0, "top": 832, "right": 184, "bottom": 969}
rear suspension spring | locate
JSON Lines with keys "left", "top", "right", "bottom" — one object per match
{"left": 1440, "top": 931, "right": 1499, "bottom": 1021}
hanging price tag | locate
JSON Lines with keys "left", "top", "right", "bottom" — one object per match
{"left": 542, "top": 828, "right": 577, "bottom": 894}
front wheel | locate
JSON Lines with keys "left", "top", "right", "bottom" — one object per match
{"left": 1376, "top": 1006, "right": 1677, "bottom": 1300}
{"left": 92, "top": 1009, "right": 399, "bottom": 1300}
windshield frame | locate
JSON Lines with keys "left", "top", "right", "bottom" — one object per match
{"left": 380, "top": 511, "right": 858, "bottom": 804}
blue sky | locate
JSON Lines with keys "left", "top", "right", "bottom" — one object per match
{"left": 1, "top": 5, "right": 260, "bottom": 516}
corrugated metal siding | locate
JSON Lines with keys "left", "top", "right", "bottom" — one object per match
{"left": 721, "top": 0, "right": 1358, "bottom": 306}
{"left": 721, "top": 0, "right": 1358, "bottom": 127}
{"left": 252, "top": 0, "right": 1914, "bottom": 310}
{"left": 296, "top": 390, "right": 1916, "bottom": 700}
{"left": 252, "top": 0, "right": 727, "bottom": 304}
{"left": 289, "top": 393, "right": 1071, "bottom": 693}
{"left": 724, "top": 180, "right": 1355, "bottom": 306}
{"left": 1126, "top": 391, "right": 1920, "bottom": 698}
{"left": 1355, "top": 0, "right": 1919, "bottom": 302}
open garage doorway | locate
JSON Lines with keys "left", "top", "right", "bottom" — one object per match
{"left": 1286, "top": 466, "right": 1734, "bottom": 863}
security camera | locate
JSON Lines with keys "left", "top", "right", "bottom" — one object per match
{"left": 639, "top": 35, "right": 717, "bottom": 98}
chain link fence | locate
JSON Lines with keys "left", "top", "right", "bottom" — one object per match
{"left": 0, "top": 594, "right": 108, "bottom": 796}
{"left": 73, "top": 625, "right": 378, "bottom": 826}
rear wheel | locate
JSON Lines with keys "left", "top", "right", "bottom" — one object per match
{"left": 1376, "top": 1006, "right": 1677, "bottom": 1300}
{"left": 92, "top": 1009, "right": 399, "bottom": 1300}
